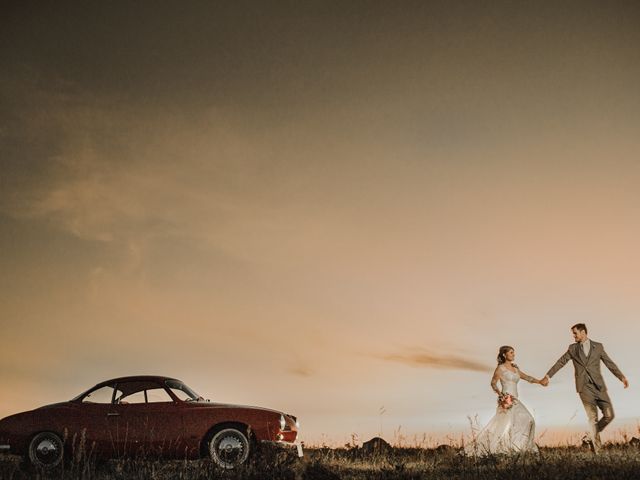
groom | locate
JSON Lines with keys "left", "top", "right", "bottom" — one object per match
{"left": 541, "top": 323, "right": 628, "bottom": 452}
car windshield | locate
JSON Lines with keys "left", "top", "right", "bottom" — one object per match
{"left": 165, "top": 379, "right": 202, "bottom": 402}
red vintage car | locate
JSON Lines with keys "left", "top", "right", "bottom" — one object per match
{"left": 0, "top": 375, "right": 301, "bottom": 470}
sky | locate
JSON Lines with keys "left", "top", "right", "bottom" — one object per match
{"left": 1, "top": 1, "right": 639, "bottom": 446}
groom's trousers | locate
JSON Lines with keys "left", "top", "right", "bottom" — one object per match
{"left": 579, "top": 382, "right": 614, "bottom": 448}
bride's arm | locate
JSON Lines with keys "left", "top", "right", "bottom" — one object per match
{"left": 518, "top": 368, "right": 541, "bottom": 384}
{"left": 490, "top": 367, "right": 502, "bottom": 395}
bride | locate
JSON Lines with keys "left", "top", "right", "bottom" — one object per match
{"left": 465, "top": 345, "right": 541, "bottom": 455}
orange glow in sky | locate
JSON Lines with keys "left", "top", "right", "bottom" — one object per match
{"left": 1, "top": 2, "right": 639, "bottom": 446}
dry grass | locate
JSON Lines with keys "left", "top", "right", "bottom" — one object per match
{"left": 2, "top": 441, "right": 640, "bottom": 479}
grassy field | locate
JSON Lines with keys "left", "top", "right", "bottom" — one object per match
{"left": 2, "top": 442, "right": 640, "bottom": 479}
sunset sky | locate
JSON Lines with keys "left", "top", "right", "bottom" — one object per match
{"left": 1, "top": 1, "right": 639, "bottom": 445}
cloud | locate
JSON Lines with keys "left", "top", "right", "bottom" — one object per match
{"left": 378, "top": 348, "right": 492, "bottom": 373}
{"left": 288, "top": 366, "right": 314, "bottom": 377}
{"left": 0, "top": 83, "right": 315, "bottom": 274}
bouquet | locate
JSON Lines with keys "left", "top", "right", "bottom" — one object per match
{"left": 497, "top": 393, "right": 515, "bottom": 410}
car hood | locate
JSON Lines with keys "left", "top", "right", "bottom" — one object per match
{"left": 189, "top": 402, "right": 284, "bottom": 415}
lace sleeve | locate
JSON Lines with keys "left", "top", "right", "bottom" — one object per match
{"left": 517, "top": 367, "right": 537, "bottom": 384}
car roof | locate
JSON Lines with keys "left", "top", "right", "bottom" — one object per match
{"left": 95, "top": 375, "right": 182, "bottom": 388}
{"left": 72, "top": 376, "right": 186, "bottom": 401}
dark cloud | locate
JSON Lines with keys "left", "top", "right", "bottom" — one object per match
{"left": 380, "top": 349, "right": 491, "bottom": 373}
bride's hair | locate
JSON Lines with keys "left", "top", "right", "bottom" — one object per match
{"left": 497, "top": 345, "right": 514, "bottom": 364}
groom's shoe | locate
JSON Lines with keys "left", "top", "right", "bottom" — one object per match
{"left": 593, "top": 433, "right": 603, "bottom": 454}
{"left": 581, "top": 435, "right": 596, "bottom": 454}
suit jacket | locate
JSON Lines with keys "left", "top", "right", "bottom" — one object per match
{"left": 546, "top": 341, "right": 624, "bottom": 393}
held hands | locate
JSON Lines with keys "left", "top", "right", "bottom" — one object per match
{"left": 535, "top": 376, "right": 627, "bottom": 388}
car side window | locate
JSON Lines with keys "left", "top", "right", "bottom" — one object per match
{"left": 119, "top": 391, "right": 146, "bottom": 404}
{"left": 146, "top": 388, "right": 173, "bottom": 403}
{"left": 82, "top": 386, "right": 115, "bottom": 404}
{"left": 114, "top": 381, "right": 174, "bottom": 404}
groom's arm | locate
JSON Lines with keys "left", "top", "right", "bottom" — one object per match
{"left": 545, "top": 349, "right": 572, "bottom": 380}
{"left": 600, "top": 345, "right": 628, "bottom": 387}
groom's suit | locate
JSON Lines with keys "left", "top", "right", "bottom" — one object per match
{"left": 546, "top": 341, "right": 625, "bottom": 393}
{"left": 546, "top": 340, "right": 625, "bottom": 448}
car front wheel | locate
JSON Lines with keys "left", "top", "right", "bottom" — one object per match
{"left": 28, "top": 431, "right": 64, "bottom": 470}
{"left": 208, "top": 427, "right": 250, "bottom": 469}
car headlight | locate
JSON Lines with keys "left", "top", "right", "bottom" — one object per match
{"left": 295, "top": 418, "right": 300, "bottom": 429}
{"left": 280, "top": 414, "right": 286, "bottom": 430}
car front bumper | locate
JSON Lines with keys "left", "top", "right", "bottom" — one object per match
{"left": 0, "top": 445, "right": 10, "bottom": 453}
{"left": 260, "top": 440, "right": 303, "bottom": 457}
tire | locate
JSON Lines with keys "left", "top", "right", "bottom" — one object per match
{"left": 207, "top": 427, "right": 250, "bottom": 469}
{"left": 28, "top": 431, "right": 64, "bottom": 470}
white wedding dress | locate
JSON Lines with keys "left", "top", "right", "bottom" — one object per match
{"left": 465, "top": 365, "right": 538, "bottom": 455}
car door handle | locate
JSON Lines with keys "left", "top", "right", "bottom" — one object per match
{"left": 107, "top": 412, "right": 120, "bottom": 417}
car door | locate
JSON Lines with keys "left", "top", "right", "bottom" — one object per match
{"left": 141, "top": 395, "right": 187, "bottom": 457}
{"left": 77, "top": 384, "right": 118, "bottom": 457}
{"left": 109, "top": 381, "right": 185, "bottom": 458}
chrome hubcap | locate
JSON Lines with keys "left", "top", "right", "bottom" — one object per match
{"left": 211, "top": 430, "right": 248, "bottom": 468}
{"left": 35, "top": 438, "right": 60, "bottom": 464}
{"left": 219, "top": 435, "right": 243, "bottom": 455}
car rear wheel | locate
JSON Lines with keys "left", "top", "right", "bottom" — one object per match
{"left": 28, "top": 431, "right": 64, "bottom": 470}
{"left": 208, "top": 427, "right": 250, "bottom": 469}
